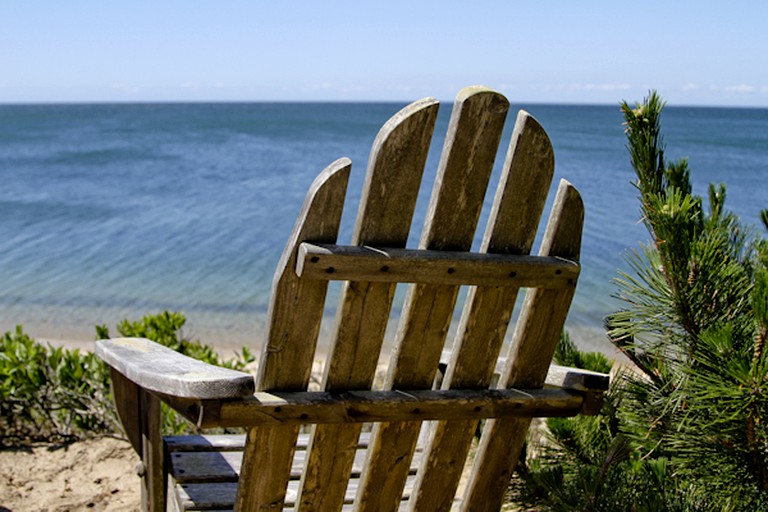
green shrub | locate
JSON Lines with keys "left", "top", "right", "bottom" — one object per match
{"left": 0, "top": 326, "right": 115, "bottom": 445}
{"left": 1, "top": 311, "right": 255, "bottom": 445}
{"left": 96, "top": 310, "right": 255, "bottom": 435}
{"left": 96, "top": 310, "right": 255, "bottom": 371}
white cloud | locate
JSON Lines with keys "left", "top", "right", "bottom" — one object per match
{"left": 307, "top": 82, "right": 335, "bottom": 92}
{"left": 724, "top": 84, "right": 756, "bottom": 94}
{"left": 110, "top": 82, "right": 139, "bottom": 95}
{"left": 681, "top": 83, "right": 700, "bottom": 92}
{"left": 568, "top": 83, "right": 631, "bottom": 92}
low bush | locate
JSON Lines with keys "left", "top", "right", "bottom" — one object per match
{"left": 0, "top": 311, "right": 255, "bottom": 445}
{"left": 0, "top": 326, "right": 114, "bottom": 445}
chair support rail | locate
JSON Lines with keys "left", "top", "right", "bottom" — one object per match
{"left": 296, "top": 243, "right": 579, "bottom": 288}
{"left": 155, "top": 387, "right": 601, "bottom": 429}
{"left": 97, "top": 336, "right": 608, "bottom": 429}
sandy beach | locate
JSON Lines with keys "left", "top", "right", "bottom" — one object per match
{"left": 0, "top": 437, "right": 138, "bottom": 511}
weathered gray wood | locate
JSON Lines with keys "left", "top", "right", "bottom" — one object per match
{"left": 165, "top": 433, "right": 375, "bottom": 453}
{"left": 236, "top": 159, "right": 350, "bottom": 512}
{"left": 356, "top": 86, "right": 509, "bottom": 512}
{"left": 108, "top": 366, "right": 165, "bottom": 511}
{"left": 297, "top": 97, "right": 439, "bottom": 512}
{"left": 238, "top": 425, "right": 302, "bottom": 511}
{"left": 408, "top": 109, "right": 556, "bottom": 512}
{"left": 176, "top": 481, "right": 239, "bottom": 511}
{"left": 175, "top": 477, "right": 419, "bottom": 511}
{"left": 320, "top": 96, "right": 439, "bottom": 387}
{"left": 202, "top": 387, "right": 585, "bottom": 426}
{"left": 140, "top": 388, "right": 165, "bottom": 512}
{"left": 110, "top": 367, "right": 142, "bottom": 455}
{"left": 166, "top": 432, "right": 401, "bottom": 511}
{"left": 111, "top": 367, "right": 164, "bottom": 512}
{"left": 296, "top": 243, "right": 579, "bottom": 288}
{"left": 544, "top": 364, "right": 609, "bottom": 392}
{"left": 461, "top": 179, "right": 584, "bottom": 512}
{"left": 256, "top": 158, "right": 351, "bottom": 391}
{"left": 439, "top": 351, "right": 610, "bottom": 393}
{"left": 96, "top": 337, "right": 255, "bottom": 399}
{"left": 170, "top": 445, "right": 423, "bottom": 483}
{"left": 97, "top": 89, "right": 603, "bottom": 512}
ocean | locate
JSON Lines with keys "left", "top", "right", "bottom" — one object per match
{"left": 0, "top": 101, "right": 766, "bottom": 356}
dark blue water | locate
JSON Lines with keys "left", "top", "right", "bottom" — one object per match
{"left": 1, "top": 101, "right": 766, "bottom": 349}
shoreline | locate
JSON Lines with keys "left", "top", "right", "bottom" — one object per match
{"left": 7, "top": 312, "right": 627, "bottom": 366}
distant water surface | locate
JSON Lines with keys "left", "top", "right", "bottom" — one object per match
{"left": 0, "top": 101, "right": 766, "bottom": 355}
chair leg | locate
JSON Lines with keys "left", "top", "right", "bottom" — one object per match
{"left": 139, "top": 388, "right": 166, "bottom": 512}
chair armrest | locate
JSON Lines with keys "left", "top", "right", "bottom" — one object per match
{"left": 544, "top": 364, "right": 609, "bottom": 392}
{"left": 439, "top": 349, "right": 609, "bottom": 392}
{"left": 95, "top": 337, "right": 255, "bottom": 400}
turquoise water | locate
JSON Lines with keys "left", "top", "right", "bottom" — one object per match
{"left": 0, "top": 102, "right": 766, "bottom": 350}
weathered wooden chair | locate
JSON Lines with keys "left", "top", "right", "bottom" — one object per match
{"left": 96, "top": 86, "right": 608, "bottom": 512}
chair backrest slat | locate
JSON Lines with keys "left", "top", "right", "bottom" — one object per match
{"left": 407, "top": 111, "right": 556, "bottom": 512}
{"left": 256, "top": 159, "right": 351, "bottom": 391}
{"left": 296, "top": 98, "right": 439, "bottom": 511}
{"left": 235, "top": 86, "right": 585, "bottom": 512}
{"left": 235, "top": 159, "right": 350, "bottom": 512}
{"left": 352, "top": 87, "right": 509, "bottom": 512}
{"left": 462, "top": 180, "right": 584, "bottom": 512}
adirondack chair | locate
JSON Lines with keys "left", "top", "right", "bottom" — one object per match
{"left": 96, "top": 86, "right": 609, "bottom": 512}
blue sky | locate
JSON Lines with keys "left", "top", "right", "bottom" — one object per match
{"left": 2, "top": 1, "right": 767, "bottom": 106}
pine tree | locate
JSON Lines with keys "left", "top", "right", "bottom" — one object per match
{"left": 608, "top": 91, "right": 768, "bottom": 508}
{"left": 518, "top": 92, "right": 768, "bottom": 511}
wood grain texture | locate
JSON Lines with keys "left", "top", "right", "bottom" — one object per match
{"left": 164, "top": 433, "right": 374, "bottom": 453}
{"left": 256, "top": 158, "right": 351, "bottom": 391}
{"left": 99, "top": 89, "right": 601, "bottom": 512}
{"left": 96, "top": 337, "right": 254, "bottom": 399}
{"left": 235, "top": 159, "right": 350, "bottom": 512}
{"left": 408, "top": 109, "right": 556, "bottom": 512}
{"left": 322, "top": 97, "right": 439, "bottom": 389}
{"left": 237, "top": 425, "right": 302, "bottom": 511}
{"left": 296, "top": 243, "right": 579, "bottom": 287}
{"left": 141, "top": 389, "right": 165, "bottom": 512}
{"left": 355, "top": 86, "right": 509, "bottom": 512}
{"left": 439, "top": 351, "right": 610, "bottom": 393}
{"left": 110, "top": 367, "right": 142, "bottom": 455}
{"left": 297, "top": 97, "right": 439, "bottom": 512}
{"left": 175, "top": 477, "right": 418, "bottom": 511}
{"left": 169, "top": 443, "right": 423, "bottom": 483}
{"left": 461, "top": 179, "right": 584, "bottom": 512}
{"left": 109, "top": 368, "right": 164, "bottom": 511}
{"left": 165, "top": 431, "right": 390, "bottom": 510}
{"left": 209, "top": 387, "right": 586, "bottom": 426}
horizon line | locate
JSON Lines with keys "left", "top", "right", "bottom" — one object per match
{"left": 2, "top": 98, "right": 768, "bottom": 110}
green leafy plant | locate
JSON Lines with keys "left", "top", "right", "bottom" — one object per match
{"left": 96, "top": 310, "right": 255, "bottom": 371}
{"left": 0, "top": 326, "right": 115, "bottom": 445}
{"left": 1, "top": 311, "right": 255, "bottom": 444}
{"left": 96, "top": 310, "right": 255, "bottom": 435}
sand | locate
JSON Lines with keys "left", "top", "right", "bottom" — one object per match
{"left": 0, "top": 437, "right": 138, "bottom": 511}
